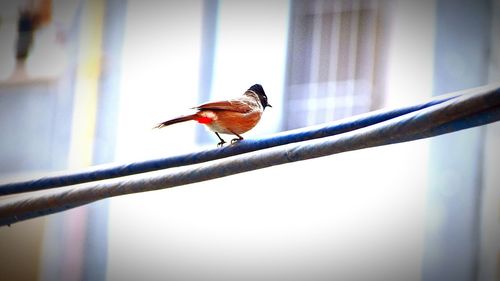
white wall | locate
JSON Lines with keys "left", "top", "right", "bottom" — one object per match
{"left": 107, "top": 1, "right": 437, "bottom": 280}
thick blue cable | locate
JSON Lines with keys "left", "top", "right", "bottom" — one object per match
{"left": 0, "top": 85, "right": 499, "bottom": 226}
{"left": 0, "top": 87, "right": 475, "bottom": 196}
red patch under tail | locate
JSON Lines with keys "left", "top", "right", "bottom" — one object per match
{"left": 196, "top": 117, "right": 213, "bottom": 124}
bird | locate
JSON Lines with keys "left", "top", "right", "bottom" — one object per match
{"left": 154, "top": 84, "right": 271, "bottom": 147}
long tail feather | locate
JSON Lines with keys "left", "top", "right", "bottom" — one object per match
{"left": 154, "top": 114, "right": 196, "bottom": 129}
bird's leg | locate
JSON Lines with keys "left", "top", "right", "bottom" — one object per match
{"left": 215, "top": 132, "right": 226, "bottom": 147}
{"left": 230, "top": 132, "right": 244, "bottom": 144}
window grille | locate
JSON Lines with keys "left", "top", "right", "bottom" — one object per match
{"left": 285, "top": 0, "right": 388, "bottom": 129}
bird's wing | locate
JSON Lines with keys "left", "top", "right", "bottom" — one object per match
{"left": 194, "top": 99, "right": 251, "bottom": 113}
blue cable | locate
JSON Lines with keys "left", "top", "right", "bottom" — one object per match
{"left": 0, "top": 86, "right": 499, "bottom": 226}
{"left": 0, "top": 90, "right": 465, "bottom": 196}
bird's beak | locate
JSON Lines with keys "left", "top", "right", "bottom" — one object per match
{"left": 267, "top": 104, "right": 272, "bottom": 108}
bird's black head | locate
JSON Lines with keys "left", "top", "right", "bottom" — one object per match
{"left": 249, "top": 84, "right": 272, "bottom": 109}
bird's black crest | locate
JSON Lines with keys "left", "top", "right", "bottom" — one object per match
{"left": 248, "top": 84, "right": 271, "bottom": 109}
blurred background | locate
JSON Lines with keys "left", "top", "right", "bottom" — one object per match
{"left": 0, "top": 0, "right": 499, "bottom": 280}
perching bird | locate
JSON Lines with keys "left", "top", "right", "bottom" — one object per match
{"left": 154, "top": 84, "right": 271, "bottom": 147}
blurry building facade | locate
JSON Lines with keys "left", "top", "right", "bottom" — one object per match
{"left": 0, "top": 0, "right": 499, "bottom": 280}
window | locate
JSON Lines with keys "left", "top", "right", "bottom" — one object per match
{"left": 284, "top": 0, "right": 388, "bottom": 129}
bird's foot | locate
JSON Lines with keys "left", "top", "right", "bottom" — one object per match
{"left": 217, "top": 140, "right": 226, "bottom": 147}
{"left": 230, "top": 138, "right": 243, "bottom": 145}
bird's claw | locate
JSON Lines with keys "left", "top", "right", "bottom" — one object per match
{"left": 217, "top": 140, "right": 226, "bottom": 147}
{"left": 230, "top": 138, "right": 242, "bottom": 145}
